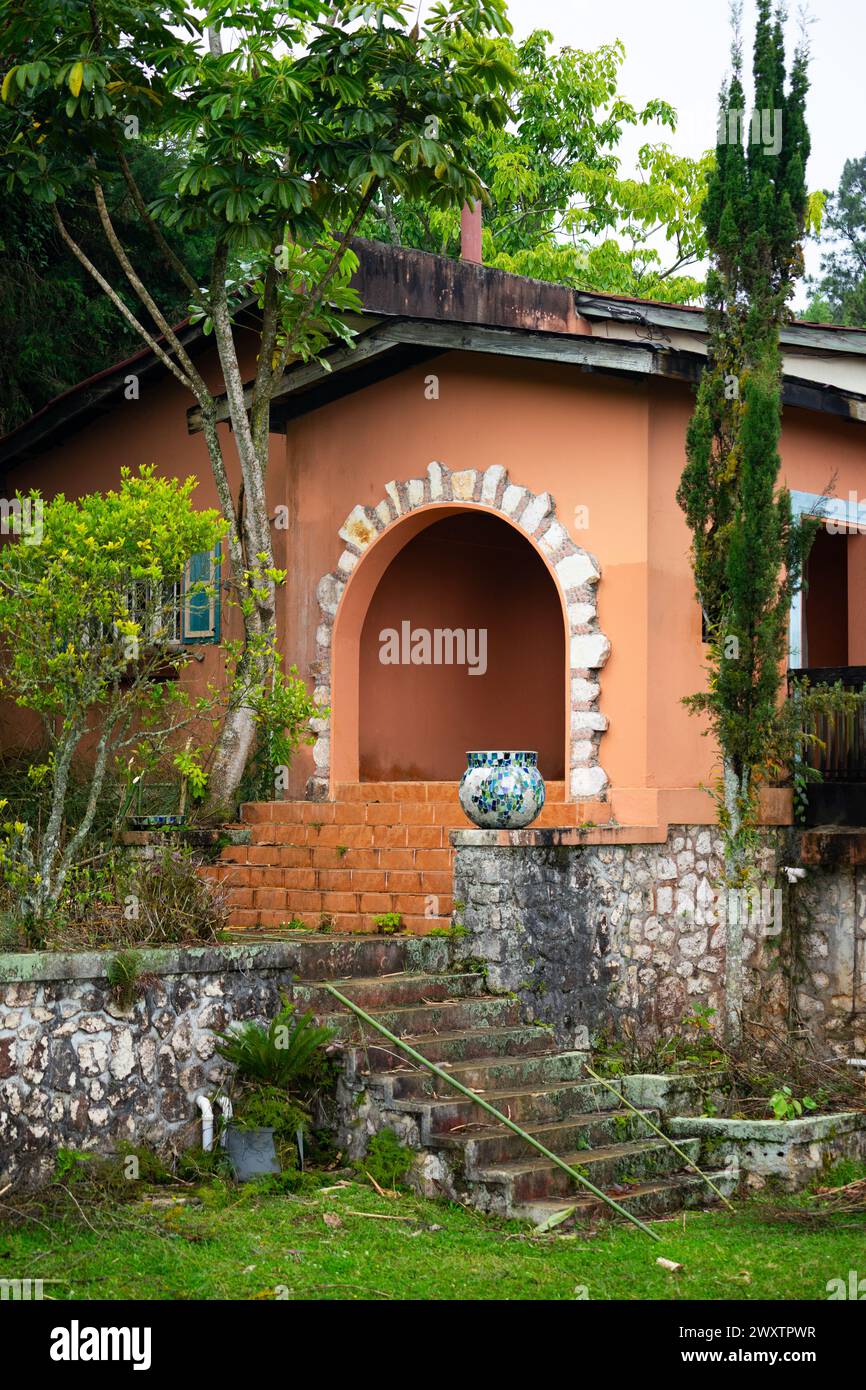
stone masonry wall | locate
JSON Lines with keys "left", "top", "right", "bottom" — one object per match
{"left": 0, "top": 942, "right": 320, "bottom": 1189}
{"left": 789, "top": 855, "right": 866, "bottom": 1051}
{"left": 454, "top": 826, "right": 865, "bottom": 1053}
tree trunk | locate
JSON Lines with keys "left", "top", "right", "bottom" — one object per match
{"left": 205, "top": 627, "right": 263, "bottom": 817}
{"left": 31, "top": 721, "right": 80, "bottom": 918}
{"left": 197, "top": 345, "right": 278, "bottom": 814}
{"left": 722, "top": 756, "right": 746, "bottom": 1045}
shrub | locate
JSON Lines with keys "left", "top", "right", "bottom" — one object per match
{"left": 106, "top": 950, "right": 142, "bottom": 1008}
{"left": 353, "top": 1128, "right": 414, "bottom": 1190}
{"left": 372, "top": 912, "right": 403, "bottom": 935}
{"left": 126, "top": 848, "right": 228, "bottom": 944}
{"left": 0, "top": 466, "right": 225, "bottom": 924}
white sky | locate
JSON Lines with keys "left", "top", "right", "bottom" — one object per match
{"left": 433, "top": 0, "right": 866, "bottom": 304}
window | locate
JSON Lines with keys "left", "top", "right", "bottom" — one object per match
{"left": 181, "top": 543, "right": 222, "bottom": 644}
{"left": 121, "top": 543, "right": 221, "bottom": 650}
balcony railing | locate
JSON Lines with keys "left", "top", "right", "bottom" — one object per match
{"left": 788, "top": 667, "right": 866, "bottom": 825}
{"left": 788, "top": 666, "right": 866, "bottom": 781}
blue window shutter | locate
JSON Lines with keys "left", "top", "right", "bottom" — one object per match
{"left": 182, "top": 543, "right": 221, "bottom": 643}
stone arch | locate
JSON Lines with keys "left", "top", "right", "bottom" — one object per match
{"left": 310, "top": 462, "right": 610, "bottom": 801}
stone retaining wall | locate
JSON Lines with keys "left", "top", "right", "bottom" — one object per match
{"left": 453, "top": 826, "right": 865, "bottom": 1052}
{"left": 668, "top": 1112, "right": 866, "bottom": 1191}
{"left": 0, "top": 941, "right": 321, "bottom": 1189}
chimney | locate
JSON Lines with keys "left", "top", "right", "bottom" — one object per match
{"left": 460, "top": 200, "right": 482, "bottom": 263}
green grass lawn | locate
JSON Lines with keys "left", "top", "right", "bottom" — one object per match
{"left": 2, "top": 1177, "right": 863, "bottom": 1301}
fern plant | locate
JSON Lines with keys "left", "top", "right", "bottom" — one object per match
{"left": 215, "top": 1002, "right": 333, "bottom": 1094}
{"left": 106, "top": 949, "right": 142, "bottom": 1009}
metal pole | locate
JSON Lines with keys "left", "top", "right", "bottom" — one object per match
{"left": 325, "top": 984, "right": 661, "bottom": 1241}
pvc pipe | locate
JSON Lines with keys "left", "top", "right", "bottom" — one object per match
{"left": 196, "top": 1095, "right": 214, "bottom": 1152}
{"left": 324, "top": 983, "right": 661, "bottom": 1242}
{"left": 216, "top": 1096, "right": 233, "bottom": 1147}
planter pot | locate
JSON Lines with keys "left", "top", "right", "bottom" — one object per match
{"left": 127, "top": 814, "right": 186, "bottom": 831}
{"left": 458, "top": 751, "right": 545, "bottom": 829}
{"left": 225, "top": 1124, "right": 280, "bottom": 1182}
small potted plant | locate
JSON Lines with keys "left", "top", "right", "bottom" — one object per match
{"left": 215, "top": 1002, "right": 333, "bottom": 1181}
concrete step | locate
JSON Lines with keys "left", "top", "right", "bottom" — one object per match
{"left": 390, "top": 1080, "right": 652, "bottom": 1138}
{"left": 433, "top": 1109, "right": 660, "bottom": 1167}
{"left": 379, "top": 1049, "right": 590, "bottom": 1101}
{"left": 320, "top": 993, "right": 523, "bottom": 1041}
{"left": 476, "top": 1136, "right": 702, "bottom": 1205}
{"left": 345, "top": 1024, "right": 558, "bottom": 1072}
{"left": 293, "top": 972, "right": 484, "bottom": 1013}
{"left": 218, "top": 931, "right": 451, "bottom": 980}
{"left": 513, "top": 1168, "right": 734, "bottom": 1227}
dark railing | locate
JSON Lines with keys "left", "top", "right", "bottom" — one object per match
{"left": 788, "top": 666, "right": 866, "bottom": 782}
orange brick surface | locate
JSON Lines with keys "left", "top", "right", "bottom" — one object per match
{"left": 207, "top": 782, "right": 579, "bottom": 933}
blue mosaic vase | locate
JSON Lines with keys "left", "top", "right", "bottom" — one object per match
{"left": 458, "top": 751, "right": 545, "bottom": 829}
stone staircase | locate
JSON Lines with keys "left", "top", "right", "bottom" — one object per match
{"left": 202, "top": 780, "right": 587, "bottom": 934}
{"left": 279, "top": 933, "right": 730, "bottom": 1226}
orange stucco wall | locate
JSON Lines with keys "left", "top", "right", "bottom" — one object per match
{"left": 4, "top": 338, "right": 866, "bottom": 825}
{"left": 284, "top": 352, "right": 866, "bottom": 819}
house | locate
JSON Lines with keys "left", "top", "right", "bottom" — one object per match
{"left": 2, "top": 235, "right": 866, "bottom": 946}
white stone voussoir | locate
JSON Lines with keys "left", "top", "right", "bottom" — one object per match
{"left": 339, "top": 504, "right": 379, "bottom": 550}
{"left": 570, "top": 632, "right": 611, "bottom": 670}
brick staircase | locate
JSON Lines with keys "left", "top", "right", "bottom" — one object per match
{"left": 202, "top": 779, "right": 587, "bottom": 933}
{"left": 277, "top": 933, "right": 731, "bottom": 1226}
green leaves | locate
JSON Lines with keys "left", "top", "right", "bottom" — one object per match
{"left": 1, "top": 0, "right": 516, "bottom": 257}
{"left": 769, "top": 1086, "right": 818, "bottom": 1121}
{"left": 215, "top": 1002, "right": 333, "bottom": 1094}
{"left": 0, "top": 465, "right": 225, "bottom": 724}
{"left": 364, "top": 27, "right": 709, "bottom": 303}
{"left": 804, "top": 159, "right": 866, "bottom": 326}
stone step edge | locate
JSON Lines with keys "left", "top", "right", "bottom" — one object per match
{"left": 512, "top": 1169, "right": 734, "bottom": 1226}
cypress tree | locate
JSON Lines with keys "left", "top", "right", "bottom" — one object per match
{"left": 676, "top": 2, "right": 814, "bottom": 1037}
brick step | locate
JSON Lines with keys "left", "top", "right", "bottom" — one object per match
{"left": 513, "top": 1169, "right": 734, "bottom": 1228}
{"left": 238, "top": 798, "right": 583, "bottom": 830}
{"left": 219, "top": 884, "right": 454, "bottom": 913}
{"left": 293, "top": 972, "right": 484, "bottom": 1013}
{"left": 377, "top": 1049, "right": 590, "bottom": 1101}
{"left": 332, "top": 780, "right": 569, "bottom": 804}
{"left": 391, "top": 1081, "right": 656, "bottom": 1139}
{"left": 344, "top": 1025, "right": 559, "bottom": 1073}
{"left": 435, "top": 1109, "right": 660, "bottom": 1168}
{"left": 221, "top": 831, "right": 453, "bottom": 854}
{"left": 218, "top": 872, "right": 453, "bottom": 906}
{"left": 219, "top": 834, "right": 453, "bottom": 856}
{"left": 203, "top": 854, "right": 452, "bottom": 881}
{"left": 221, "top": 910, "right": 453, "bottom": 933}
{"left": 321, "top": 994, "right": 522, "bottom": 1041}
{"left": 476, "top": 1136, "right": 702, "bottom": 1206}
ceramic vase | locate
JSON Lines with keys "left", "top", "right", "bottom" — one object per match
{"left": 458, "top": 750, "right": 545, "bottom": 829}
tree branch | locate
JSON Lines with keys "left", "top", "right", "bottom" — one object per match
{"left": 250, "top": 261, "right": 279, "bottom": 466}
{"left": 91, "top": 176, "right": 210, "bottom": 397}
{"left": 108, "top": 134, "right": 201, "bottom": 298}
{"left": 51, "top": 204, "right": 199, "bottom": 396}
{"left": 267, "top": 180, "right": 380, "bottom": 395}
